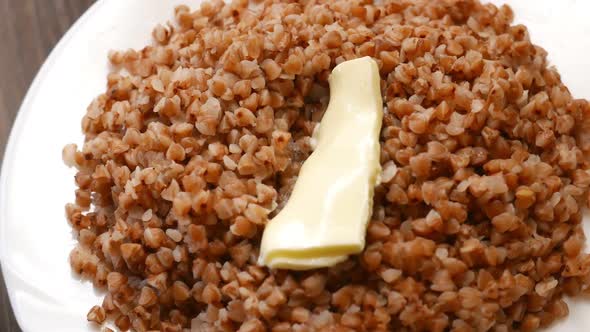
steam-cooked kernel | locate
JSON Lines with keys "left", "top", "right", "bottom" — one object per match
{"left": 65, "top": 0, "right": 590, "bottom": 330}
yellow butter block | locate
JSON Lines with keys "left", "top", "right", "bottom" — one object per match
{"left": 258, "top": 57, "right": 383, "bottom": 270}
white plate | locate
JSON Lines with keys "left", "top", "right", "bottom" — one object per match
{"left": 1, "top": 0, "right": 590, "bottom": 331}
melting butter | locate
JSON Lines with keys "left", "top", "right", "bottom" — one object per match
{"left": 258, "top": 57, "right": 384, "bottom": 270}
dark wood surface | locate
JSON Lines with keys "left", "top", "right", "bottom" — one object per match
{"left": 0, "top": 1, "right": 95, "bottom": 331}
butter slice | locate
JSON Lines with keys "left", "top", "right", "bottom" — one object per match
{"left": 258, "top": 57, "right": 383, "bottom": 270}
{"left": 265, "top": 255, "right": 348, "bottom": 270}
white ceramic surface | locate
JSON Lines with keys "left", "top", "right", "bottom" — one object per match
{"left": 1, "top": 0, "right": 590, "bottom": 331}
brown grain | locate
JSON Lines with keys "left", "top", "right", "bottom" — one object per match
{"left": 64, "top": 0, "right": 590, "bottom": 331}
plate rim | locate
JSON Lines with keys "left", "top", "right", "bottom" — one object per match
{"left": 0, "top": 0, "right": 107, "bottom": 329}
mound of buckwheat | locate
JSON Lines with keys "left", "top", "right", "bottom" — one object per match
{"left": 63, "top": 0, "right": 590, "bottom": 331}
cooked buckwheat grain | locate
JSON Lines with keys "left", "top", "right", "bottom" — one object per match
{"left": 65, "top": 0, "right": 590, "bottom": 331}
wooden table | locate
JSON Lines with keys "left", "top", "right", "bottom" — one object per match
{"left": 0, "top": 1, "right": 95, "bottom": 330}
